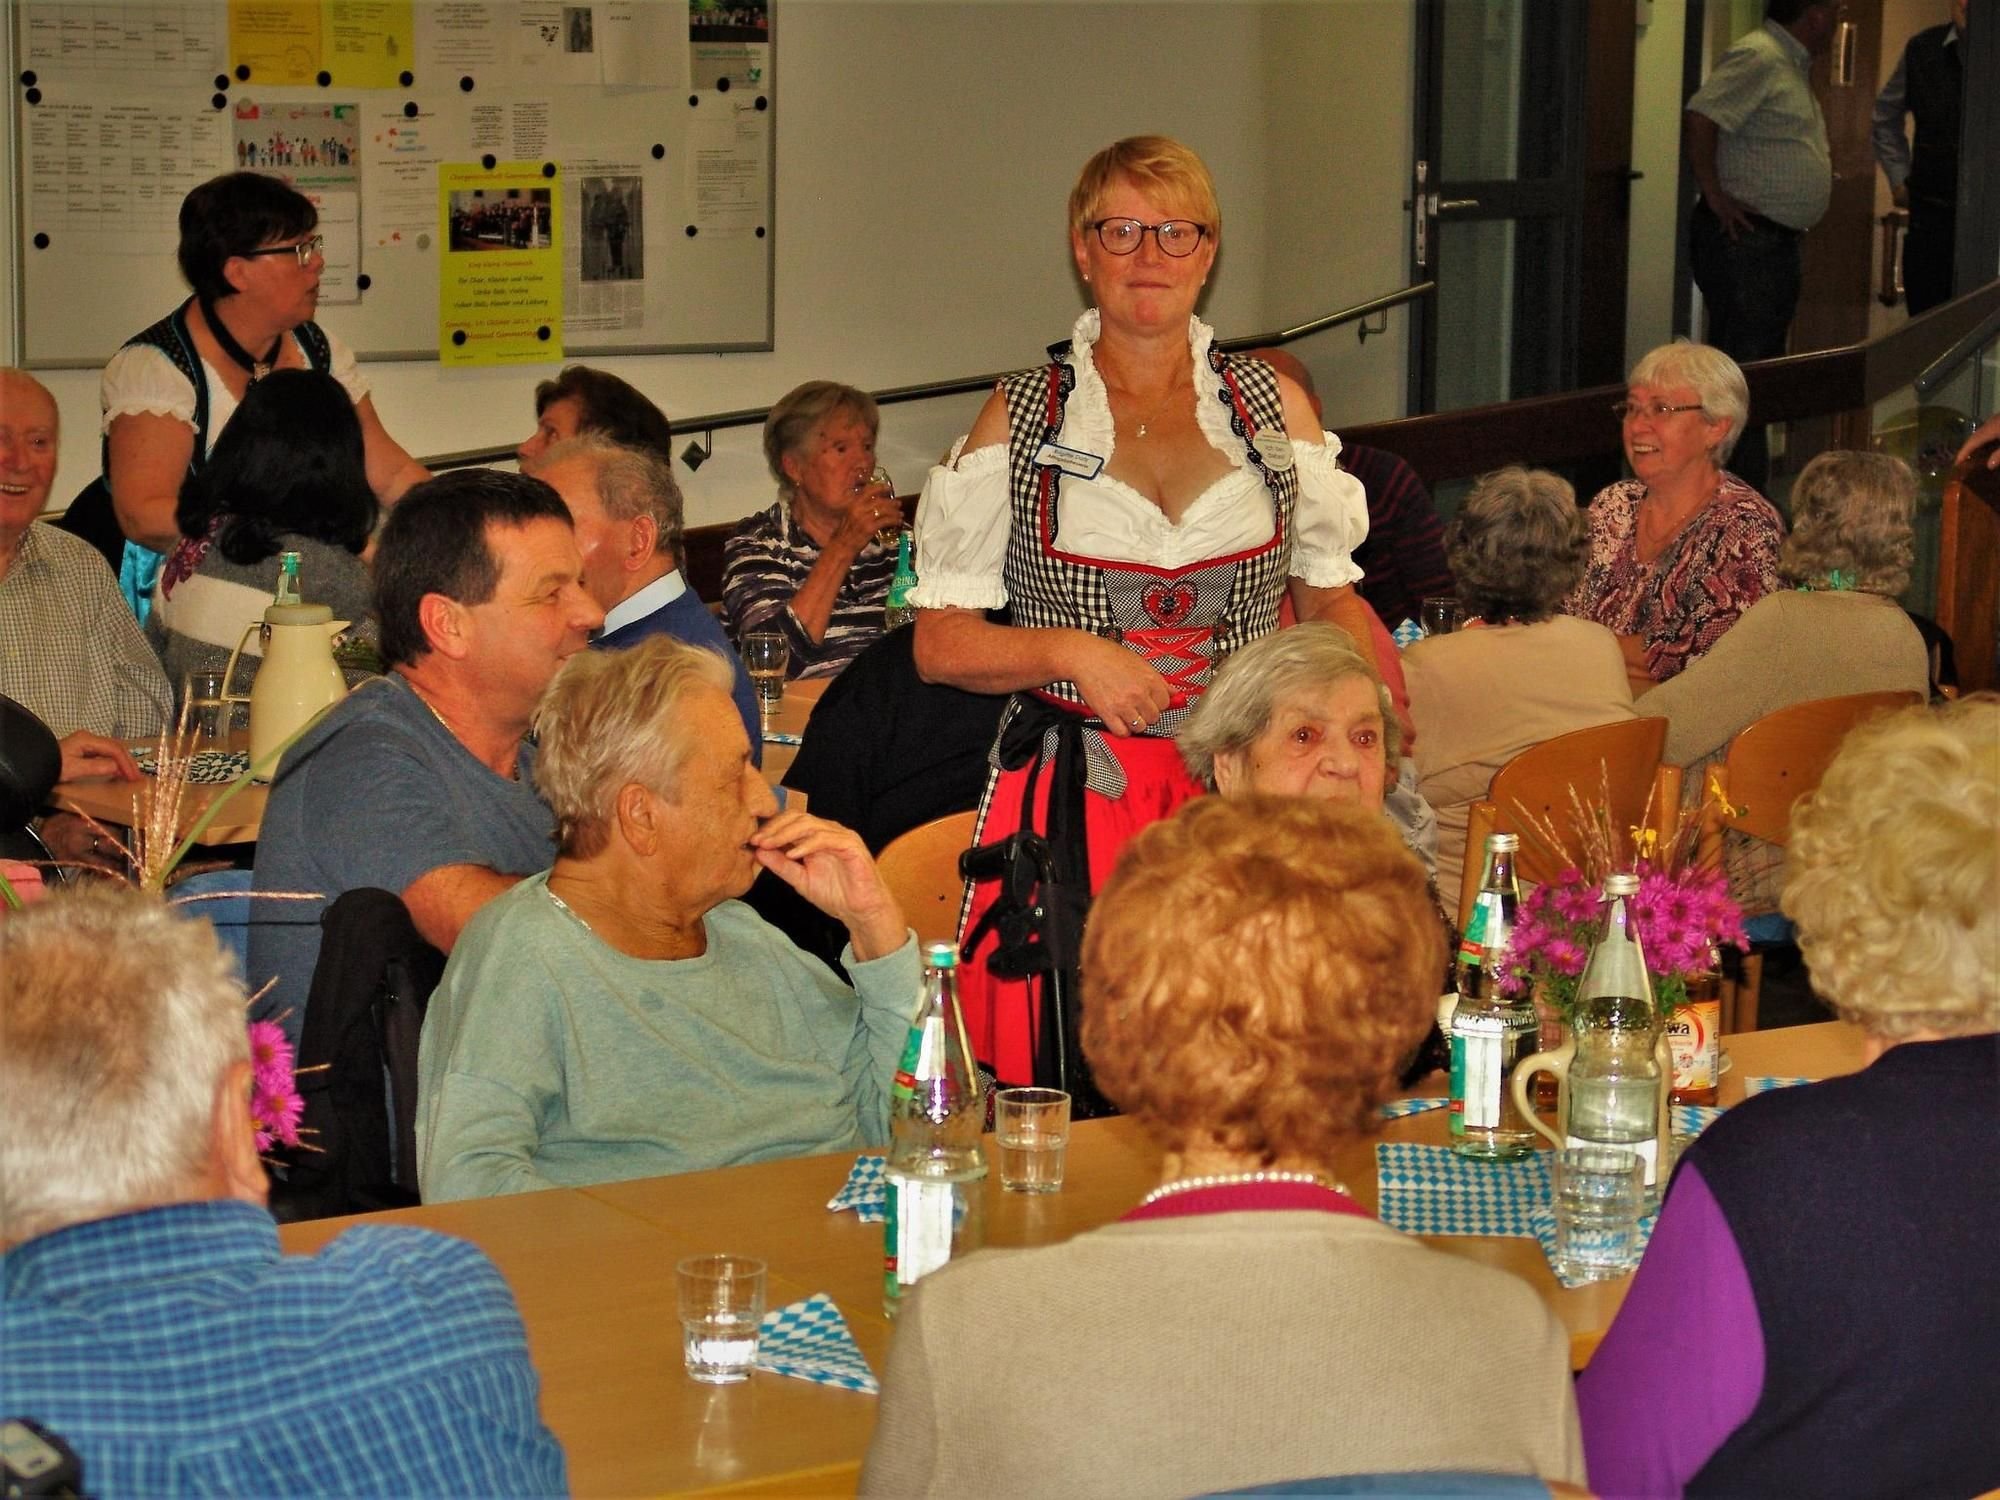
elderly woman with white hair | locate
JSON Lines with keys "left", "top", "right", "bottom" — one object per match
{"left": 416, "top": 635, "right": 918, "bottom": 1201}
{"left": 1564, "top": 339, "right": 1784, "bottom": 691}
{"left": 1579, "top": 697, "right": 2000, "bottom": 1497}
{"left": 1402, "top": 466, "right": 1635, "bottom": 901}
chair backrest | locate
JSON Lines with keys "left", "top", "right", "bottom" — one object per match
{"left": 1714, "top": 690, "right": 1923, "bottom": 845}
{"left": 268, "top": 888, "right": 444, "bottom": 1222}
{"left": 877, "top": 810, "right": 978, "bottom": 947}
{"left": 1459, "top": 717, "right": 1669, "bottom": 926}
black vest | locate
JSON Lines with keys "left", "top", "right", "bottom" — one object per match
{"left": 1902, "top": 24, "right": 1962, "bottom": 211}
{"left": 1686, "top": 1033, "right": 2000, "bottom": 1498}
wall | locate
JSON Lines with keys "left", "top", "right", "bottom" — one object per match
{"left": 1626, "top": 0, "right": 1692, "bottom": 369}
{"left": 1258, "top": 1, "right": 1415, "bottom": 422}
{"left": 6, "top": 0, "right": 1417, "bottom": 531}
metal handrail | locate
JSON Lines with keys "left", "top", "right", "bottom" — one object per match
{"left": 1914, "top": 297, "right": 2000, "bottom": 400}
{"left": 420, "top": 281, "right": 1436, "bottom": 473}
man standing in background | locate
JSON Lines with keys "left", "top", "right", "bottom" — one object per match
{"left": 1684, "top": 0, "right": 1838, "bottom": 490}
{"left": 1873, "top": 0, "right": 1967, "bottom": 316}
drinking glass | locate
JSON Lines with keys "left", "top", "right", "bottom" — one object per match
{"left": 995, "top": 1087, "right": 1070, "bottom": 1194}
{"left": 185, "top": 670, "right": 226, "bottom": 743}
{"left": 676, "top": 1254, "right": 766, "bottom": 1384}
{"left": 859, "top": 465, "right": 899, "bottom": 547}
{"left": 1420, "top": 596, "right": 1462, "bottom": 637}
{"left": 1552, "top": 1147, "right": 1645, "bottom": 1283}
{"left": 742, "top": 633, "right": 788, "bottom": 719}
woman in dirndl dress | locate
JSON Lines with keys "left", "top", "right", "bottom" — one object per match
{"left": 907, "top": 135, "right": 1376, "bottom": 1106}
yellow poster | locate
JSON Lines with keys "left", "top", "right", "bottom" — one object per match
{"left": 439, "top": 162, "right": 564, "bottom": 367}
{"left": 326, "top": 1, "right": 414, "bottom": 90}
{"left": 229, "top": 0, "right": 322, "bottom": 86}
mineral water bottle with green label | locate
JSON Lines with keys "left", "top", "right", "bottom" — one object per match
{"left": 884, "top": 530, "right": 918, "bottom": 630}
{"left": 883, "top": 942, "right": 986, "bottom": 1318}
{"left": 275, "top": 549, "right": 302, "bottom": 606}
{"left": 1449, "top": 833, "right": 1538, "bottom": 1159}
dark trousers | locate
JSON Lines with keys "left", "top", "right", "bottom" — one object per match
{"left": 1689, "top": 197, "right": 1802, "bottom": 492}
{"left": 1903, "top": 203, "right": 1956, "bottom": 316}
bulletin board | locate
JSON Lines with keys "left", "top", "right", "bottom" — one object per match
{"left": 11, "top": 1, "right": 775, "bottom": 366}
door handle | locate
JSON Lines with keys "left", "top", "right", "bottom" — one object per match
{"left": 1408, "top": 160, "right": 1431, "bottom": 269}
{"left": 1436, "top": 198, "right": 1481, "bottom": 213}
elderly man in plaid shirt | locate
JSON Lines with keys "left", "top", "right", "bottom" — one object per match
{"left": 0, "top": 885, "right": 567, "bottom": 1498}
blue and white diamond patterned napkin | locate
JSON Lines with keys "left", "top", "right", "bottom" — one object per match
{"left": 756, "top": 1294, "right": 878, "bottom": 1394}
{"left": 1379, "top": 1096, "right": 1451, "bottom": 1121}
{"left": 1744, "top": 1075, "right": 1814, "bottom": 1097}
{"left": 1672, "top": 1103, "right": 1725, "bottom": 1138}
{"left": 827, "top": 1154, "right": 887, "bottom": 1223}
{"left": 1375, "top": 1143, "right": 1552, "bottom": 1238}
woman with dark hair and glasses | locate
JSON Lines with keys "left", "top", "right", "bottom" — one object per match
{"left": 1563, "top": 338, "right": 1783, "bottom": 693}
{"left": 93, "top": 172, "right": 426, "bottom": 618}
{"left": 149, "top": 370, "right": 381, "bottom": 701}
{"left": 907, "top": 135, "right": 1373, "bottom": 1102}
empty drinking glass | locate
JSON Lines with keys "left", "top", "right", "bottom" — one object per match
{"left": 676, "top": 1254, "right": 766, "bottom": 1384}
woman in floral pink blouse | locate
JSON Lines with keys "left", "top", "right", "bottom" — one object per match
{"left": 1565, "top": 340, "right": 1784, "bottom": 693}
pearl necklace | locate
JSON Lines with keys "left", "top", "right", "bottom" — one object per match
{"left": 1139, "top": 1170, "right": 1346, "bottom": 1206}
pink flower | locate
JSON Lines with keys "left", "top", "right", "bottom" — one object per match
{"left": 246, "top": 1020, "right": 296, "bottom": 1096}
{"left": 251, "top": 1077, "right": 305, "bottom": 1151}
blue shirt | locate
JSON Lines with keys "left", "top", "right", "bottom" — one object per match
{"left": 0, "top": 1199, "right": 566, "bottom": 1497}
{"left": 249, "top": 674, "right": 559, "bottom": 1038}
{"left": 595, "top": 569, "right": 762, "bottom": 763}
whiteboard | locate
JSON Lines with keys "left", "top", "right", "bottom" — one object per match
{"left": 12, "top": 1, "right": 774, "bottom": 366}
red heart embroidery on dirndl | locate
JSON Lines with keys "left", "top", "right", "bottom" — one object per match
{"left": 1140, "top": 582, "right": 1196, "bottom": 627}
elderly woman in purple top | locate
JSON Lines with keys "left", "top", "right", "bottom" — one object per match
{"left": 1577, "top": 697, "right": 2000, "bottom": 1497}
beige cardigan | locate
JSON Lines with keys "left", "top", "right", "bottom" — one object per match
{"left": 859, "top": 1207, "right": 1584, "bottom": 1499}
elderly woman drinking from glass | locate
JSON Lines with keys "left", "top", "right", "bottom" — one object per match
{"left": 1579, "top": 698, "right": 1999, "bottom": 1497}
{"left": 416, "top": 635, "right": 918, "bottom": 1201}
{"left": 1403, "top": 467, "right": 1635, "bottom": 901}
{"left": 861, "top": 796, "right": 1583, "bottom": 1496}
{"left": 1634, "top": 449, "right": 1930, "bottom": 913}
{"left": 1564, "top": 340, "right": 1783, "bottom": 692}
{"left": 720, "top": 380, "right": 900, "bottom": 680}
{"left": 910, "top": 135, "right": 1373, "bottom": 1099}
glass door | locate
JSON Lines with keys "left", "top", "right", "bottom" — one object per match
{"left": 1410, "top": 0, "right": 1589, "bottom": 414}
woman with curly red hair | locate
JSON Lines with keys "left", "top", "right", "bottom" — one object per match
{"left": 861, "top": 796, "right": 1582, "bottom": 1497}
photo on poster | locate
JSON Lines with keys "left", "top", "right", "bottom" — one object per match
{"left": 565, "top": 6, "right": 595, "bottom": 53}
{"left": 689, "top": 0, "right": 768, "bottom": 43}
{"left": 449, "top": 189, "right": 554, "bottom": 252}
{"left": 580, "top": 176, "right": 642, "bottom": 283}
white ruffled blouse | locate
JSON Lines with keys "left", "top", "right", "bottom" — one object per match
{"left": 910, "top": 311, "right": 1367, "bottom": 611}
{"left": 100, "top": 323, "right": 369, "bottom": 446}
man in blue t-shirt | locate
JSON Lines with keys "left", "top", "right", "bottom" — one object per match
{"left": 526, "top": 435, "right": 762, "bottom": 755}
{"left": 0, "top": 887, "right": 567, "bottom": 1497}
{"left": 247, "top": 469, "right": 603, "bottom": 1034}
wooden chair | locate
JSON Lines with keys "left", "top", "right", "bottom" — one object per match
{"left": 876, "top": 810, "right": 979, "bottom": 946}
{"left": 1457, "top": 717, "right": 1672, "bottom": 931}
{"left": 1695, "top": 689, "right": 1923, "bottom": 1031}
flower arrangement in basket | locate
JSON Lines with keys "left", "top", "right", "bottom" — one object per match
{"left": 0, "top": 708, "right": 324, "bottom": 1160}
{"left": 1499, "top": 768, "right": 1749, "bottom": 1028}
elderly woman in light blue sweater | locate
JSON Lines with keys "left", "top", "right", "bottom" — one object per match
{"left": 417, "top": 636, "right": 918, "bottom": 1201}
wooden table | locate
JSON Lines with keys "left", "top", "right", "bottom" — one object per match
{"left": 277, "top": 1021, "right": 1865, "bottom": 1497}
{"left": 49, "top": 728, "right": 268, "bottom": 848}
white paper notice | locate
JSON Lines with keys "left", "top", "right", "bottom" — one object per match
{"left": 468, "top": 100, "right": 553, "bottom": 162}
{"left": 303, "top": 190, "right": 363, "bottom": 302}
{"left": 514, "top": 2, "right": 601, "bottom": 87}
{"left": 25, "top": 99, "right": 228, "bottom": 252}
{"left": 21, "top": 1, "right": 223, "bottom": 83}
{"left": 686, "top": 99, "right": 765, "bottom": 233}
{"left": 601, "top": 3, "right": 686, "bottom": 89}
{"left": 362, "top": 100, "right": 446, "bottom": 249}
{"left": 417, "top": 1, "right": 501, "bottom": 72}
